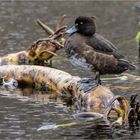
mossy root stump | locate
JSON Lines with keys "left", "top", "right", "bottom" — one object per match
{"left": 0, "top": 15, "right": 66, "bottom": 66}
{"left": 0, "top": 65, "right": 139, "bottom": 126}
{"left": 0, "top": 27, "right": 65, "bottom": 66}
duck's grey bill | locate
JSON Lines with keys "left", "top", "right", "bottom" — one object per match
{"left": 66, "top": 26, "right": 77, "bottom": 34}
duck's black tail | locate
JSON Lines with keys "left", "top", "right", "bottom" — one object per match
{"left": 117, "top": 59, "right": 136, "bottom": 71}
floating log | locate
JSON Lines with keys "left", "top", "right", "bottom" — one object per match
{"left": 0, "top": 65, "right": 130, "bottom": 125}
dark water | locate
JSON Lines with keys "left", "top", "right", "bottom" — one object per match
{"left": 0, "top": 1, "right": 140, "bottom": 139}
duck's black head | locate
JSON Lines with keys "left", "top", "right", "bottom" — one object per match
{"left": 66, "top": 16, "right": 96, "bottom": 36}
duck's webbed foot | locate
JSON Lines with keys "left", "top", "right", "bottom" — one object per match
{"left": 95, "top": 72, "right": 101, "bottom": 85}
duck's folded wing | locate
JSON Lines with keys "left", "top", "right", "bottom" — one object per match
{"left": 87, "top": 34, "right": 124, "bottom": 59}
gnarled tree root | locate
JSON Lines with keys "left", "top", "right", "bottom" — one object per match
{"left": 0, "top": 15, "right": 66, "bottom": 66}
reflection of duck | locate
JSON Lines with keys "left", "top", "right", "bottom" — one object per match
{"left": 64, "top": 16, "right": 135, "bottom": 84}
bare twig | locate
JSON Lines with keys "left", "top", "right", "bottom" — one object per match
{"left": 54, "top": 26, "right": 67, "bottom": 35}
{"left": 55, "top": 15, "right": 67, "bottom": 31}
{"left": 37, "top": 15, "right": 67, "bottom": 36}
{"left": 37, "top": 19, "right": 54, "bottom": 35}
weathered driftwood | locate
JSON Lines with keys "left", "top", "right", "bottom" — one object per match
{"left": 0, "top": 65, "right": 131, "bottom": 126}
{"left": 0, "top": 16, "right": 66, "bottom": 66}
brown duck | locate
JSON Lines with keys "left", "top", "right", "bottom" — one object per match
{"left": 64, "top": 16, "right": 135, "bottom": 84}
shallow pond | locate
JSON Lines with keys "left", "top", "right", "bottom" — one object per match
{"left": 0, "top": 1, "right": 140, "bottom": 139}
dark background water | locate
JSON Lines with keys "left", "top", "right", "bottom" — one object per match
{"left": 0, "top": 1, "right": 140, "bottom": 139}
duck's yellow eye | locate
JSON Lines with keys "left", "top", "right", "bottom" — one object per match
{"left": 80, "top": 22, "right": 83, "bottom": 25}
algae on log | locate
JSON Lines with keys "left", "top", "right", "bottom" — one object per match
{"left": 0, "top": 65, "right": 129, "bottom": 125}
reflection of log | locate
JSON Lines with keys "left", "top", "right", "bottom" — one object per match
{"left": 0, "top": 65, "right": 129, "bottom": 125}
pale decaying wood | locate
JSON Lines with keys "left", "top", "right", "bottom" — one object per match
{"left": 0, "top": 65, "right": 129, "bottom": 125}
